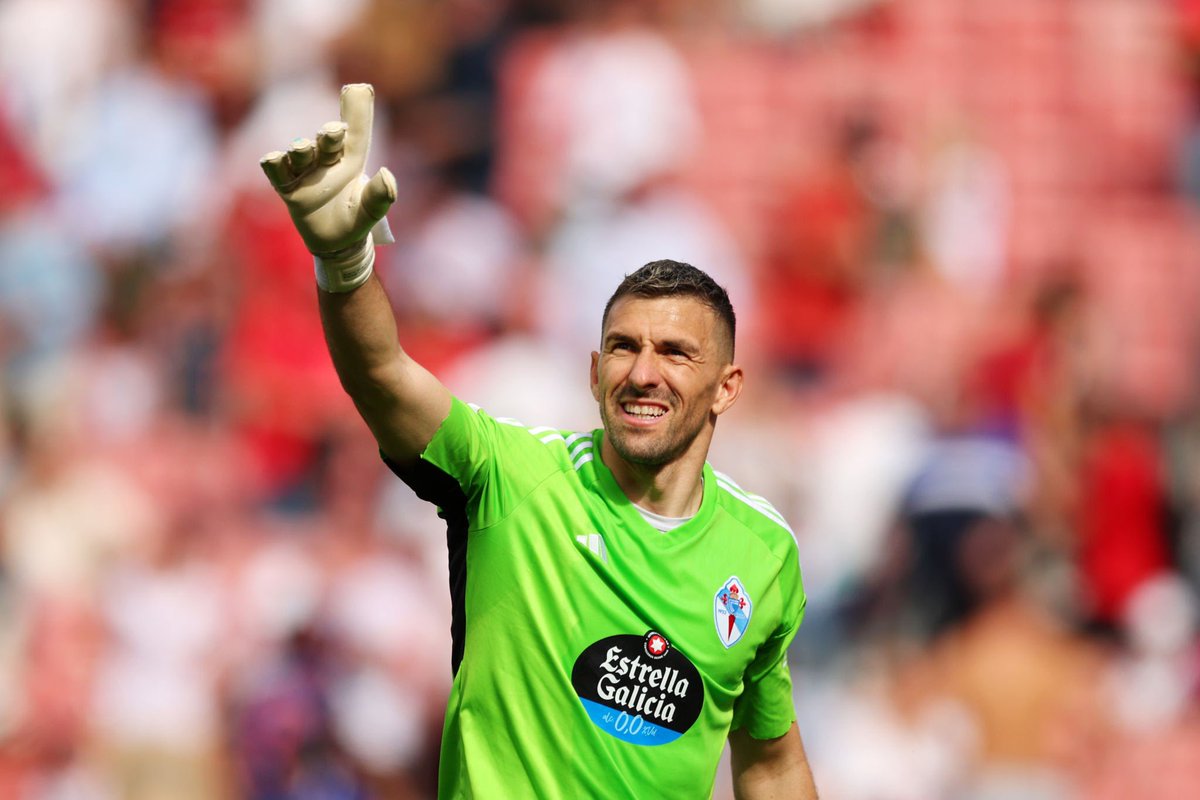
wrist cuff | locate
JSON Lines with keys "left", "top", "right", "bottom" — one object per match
{"left": 314, "top": 234, "right": 374, "bottom": 293}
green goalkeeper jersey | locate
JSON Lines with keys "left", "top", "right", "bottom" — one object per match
{"left": 387, "top": 398, "right": 806, "bottom": 799}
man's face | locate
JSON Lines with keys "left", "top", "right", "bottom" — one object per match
{"left": 590, "top": 295, "right": 741, "bottom": 467}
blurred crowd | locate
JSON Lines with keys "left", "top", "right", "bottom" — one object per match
{"left": 4, "top": 0, "right": 1200, "bottom": 797}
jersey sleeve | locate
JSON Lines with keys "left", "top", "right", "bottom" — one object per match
{"left": 398, "top": 397, "right": 557, "bottom": 527}
{"left": 730, "top": 550, "right": 807, "bottom": 740}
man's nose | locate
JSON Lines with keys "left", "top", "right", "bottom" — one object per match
{"left": 628, "top": 346, "right": 661, "bottom": 388}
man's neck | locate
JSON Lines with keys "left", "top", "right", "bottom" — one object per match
{"left": 599, "top": 436, "right": 706, "bottom": 519}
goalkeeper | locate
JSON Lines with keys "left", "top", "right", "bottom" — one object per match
{"left": 261, "top": 84, "right": 818, "bottom": 800}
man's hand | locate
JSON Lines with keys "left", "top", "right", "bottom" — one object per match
{"left": 260, "top": 83, "right": 397, "bottom": 292}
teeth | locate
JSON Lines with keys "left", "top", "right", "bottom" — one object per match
{"left": 623, "top": 403, "right": 665, "bottom": 418}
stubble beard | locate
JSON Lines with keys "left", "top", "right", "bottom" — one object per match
{"left": 602, "top": 396, "right": 707, "bottom": 468}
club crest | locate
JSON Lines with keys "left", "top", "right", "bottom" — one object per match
{"left": 713, "top": 576, "right": 752, "bottom": 648}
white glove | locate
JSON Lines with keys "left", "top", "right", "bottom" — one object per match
{"left": 260, "top": 83, "right": 396, "bottom": 292}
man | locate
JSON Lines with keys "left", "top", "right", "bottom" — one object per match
{"left": 261, "top": 84, "right": 818, "bottom": 800}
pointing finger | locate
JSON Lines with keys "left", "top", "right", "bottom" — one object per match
{"left": 339, "top": 83, "right": 375, "bottom": 172}
{"left": 317, "top": 121, "right": 348, "bottom": 166}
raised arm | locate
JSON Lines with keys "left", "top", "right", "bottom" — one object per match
{"left": 260, "top": 84, "right": 450, "bottom": 462}
{"left": 729, "top": 723, "right": 819, "bottom": 800}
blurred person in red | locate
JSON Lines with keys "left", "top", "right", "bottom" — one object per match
{"left": 1073, "top": 402, "right": 1173, "bottom": 633}
{"left": 976, "top": 272, "right": 1174, "bottom": 634}
{"left": 758, "top": 113, "right": 878, "bottom": 389}
{"left": 219, "top": 192, "right": 353, "bottom": 509}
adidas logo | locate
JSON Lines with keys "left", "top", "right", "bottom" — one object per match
{"left": 575, "top": 533, "right": 608, "bottom": 563}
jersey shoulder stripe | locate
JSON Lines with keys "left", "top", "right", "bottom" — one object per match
{"left": 712, "top": 469, "right": 795, "bottom": 541}
{"left": 465, "top": 404, "right": 595, "bottom": 472}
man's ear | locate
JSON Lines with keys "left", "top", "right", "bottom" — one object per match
{"left": 711, "top": 363, "right": 744, "bottom": 416}
{"left": 590, "top": 351, "right": 601, "bottom": 402}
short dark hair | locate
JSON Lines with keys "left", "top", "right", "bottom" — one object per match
{"left": 602, "top": 260, "right": 737, "bottom": 358}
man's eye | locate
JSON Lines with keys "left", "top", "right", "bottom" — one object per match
{"left": 612, "top": 342, "right": 636, "bottom": 352}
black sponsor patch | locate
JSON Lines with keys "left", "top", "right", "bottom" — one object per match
{"left": 572, "top": 632, "right": 703, "bottom": 746}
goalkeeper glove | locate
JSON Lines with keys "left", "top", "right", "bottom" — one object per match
{"left": 260, "top": 83, "right": 396, "bottom": 292}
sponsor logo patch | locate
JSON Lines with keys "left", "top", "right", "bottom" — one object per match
{"left": 571, "top": 632, "right": 703, "bottom": 746}
{"left": 714, "top": 576, "right": 752, "bottom": 648}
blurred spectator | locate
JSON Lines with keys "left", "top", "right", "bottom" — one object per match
{"left": 1075, "top": 411, "right": 1172, "bottom": 630}
{"left": 496, "top": 1, "right": 701, "bottom": 230}
{"left": 892, "top": 429, "right": 1031, "bottom": 642}
{"left": 381, "top": 176, "right": 527, "bottom": 375}
{"left": 218, "top": 192, "right": 352, "bottom": 508}
{"left": 0, "top": 104, "right": 104, "bottom": 408}
{"left": 1080, "top": 573, "right": 1200, "bottom": 799}
{"left": 54, "top": 55, "right": 219, "bottom": 254}
{"left": 537, "top": 183, "right": 752, "bottom": 356}
{"left": 790, "top": 393, "right": 931, "bottom": 656}
{"left": 0, "top": 212, "right": 103, "bottom": 393}
{"left": 228, "top": 625, "right": 364, "bottom": 800}
{"left": 377, "top": 0, "right": 515, "bottom": 194}
{"left": 1, "top": 407, "right": 158, "bottom": 607}
{"left": 150, "top": 0, "right": 260, "bottom": 133}
{"left": 758, "top": 114, "right": 878, "bottom": 387}
{"left": 918, "top": 120, "right": 1011, "bottom": 295}
{"left": 88, "top": 522, "right": 229, "bottom": 800}
{"left": 0, "top": 0, "right": 133, "bottom": 176}
{"left": 904, "top": 517, "right": 1108, "bottom": 800}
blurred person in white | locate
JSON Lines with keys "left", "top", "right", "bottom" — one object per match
{"left": 319, "top": 421, "right": 451, "bottom": 795}
{"left": 1, "top": 365, "right": 160, "bottom": 608}
{"left": 88, "top": 513, "right": 230, "bottom": 800}
{"left": 48, "top": 2, "right": 219, "bottom": 253}
{"left": 918, "top": 117, "right": 1011, "bottom": 297}
{"left": 539, "top": 186, "right": 752, "bottom": 367}
{"left": 403, "top": 166, "right": 594, "bottom": 431}
{"left": 260, "top": 84, "right": 816, "bottom": 798}
{"left": 506, "top": 0, "right": 753, "bottom": 357}
{"left": 1076, "top": 573, "right": 1200, "bottom": 799}
{"left": 379, "top": 164, "right": 528, "bottom": 371}
{"left": 523, "top": 1, "right": 699, "bottom": 212}
{"left": 785, "top": 394, "right": 932, "bottom": 657}
{"left": 1107, "top": 573, "right": 1198, "bottom": 735}
{"left": 0, "top": 0, "right": 132, "bottom": 177}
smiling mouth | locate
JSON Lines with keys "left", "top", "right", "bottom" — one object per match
{"left": 621, "top": 402, "right": 667, "bottom": 420}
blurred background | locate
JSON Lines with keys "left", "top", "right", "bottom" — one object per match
{"left": 3, "top": 0, "right": 1200, "bottom": 797}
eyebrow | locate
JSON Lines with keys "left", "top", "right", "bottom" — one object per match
{"left": 603, "top": 332, "right": 700, "bottom": 355}
{"left": 658, "top": 337, "right": 700, "bottom": 355}
{"left": 602, "top": 332, "right": 637, "bottom": 349}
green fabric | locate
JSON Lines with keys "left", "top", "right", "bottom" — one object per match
{"left": 418, "top": 398, "right": 806, "bottom": 799}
